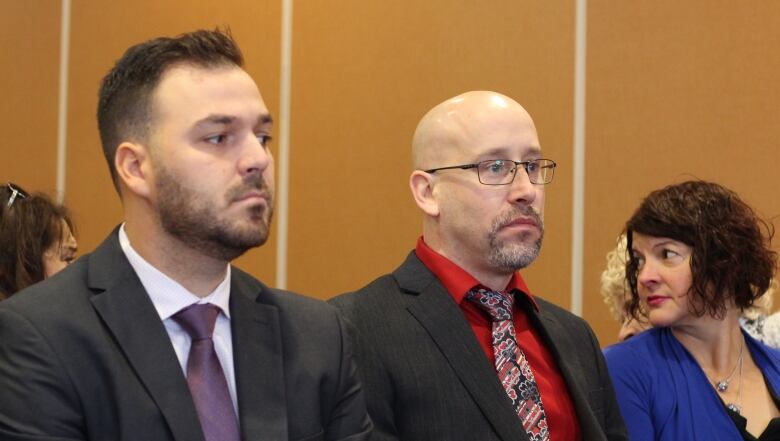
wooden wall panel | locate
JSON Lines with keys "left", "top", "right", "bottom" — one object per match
{"left": 65, "top": 0, "right": 281, "bottom": 283}
{"left": 0, "top": 1, "right": 60, "bottom": 194}
{"left": 585, "top": 1, "right": 780, "bottom": 346}
{"left": 10, "top": 1, "right": 779, "bottom": 347}
{"left": 288, "top": 1, "right": 576, "bottom": 303}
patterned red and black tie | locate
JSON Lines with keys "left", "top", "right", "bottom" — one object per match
{"left": 466, "top": 288, "right": 550, "bottom": 441}
{"left": 173, "top": 304, "right": 241, "bottom": 441}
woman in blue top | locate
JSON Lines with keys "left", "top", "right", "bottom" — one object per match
{"left": 604, "top": 180, "right": 780, "bottom": 441}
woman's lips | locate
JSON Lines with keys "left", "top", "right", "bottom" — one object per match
{"left": 646, "top": 295, "right": 668, "bottom": 307}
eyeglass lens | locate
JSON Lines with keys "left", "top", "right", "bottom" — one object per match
{"left": 476, "top": 159, "right": 554, "bottom": 185}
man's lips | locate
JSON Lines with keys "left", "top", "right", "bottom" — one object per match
{"left": 234, "top": 191, "right": 269, "bottom": 204}
{"left": 500, "top": 217, "right": 539, "bottom": 230}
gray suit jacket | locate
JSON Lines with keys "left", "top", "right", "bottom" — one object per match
{"left": 0, "top": 229, "right": 372, "bottom": 441}
{"left": 330, "top": 252, "right": 627, "bottom": 441}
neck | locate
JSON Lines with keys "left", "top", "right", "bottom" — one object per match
{"left": 124, "top": 218, "right": 228, "bottom": 298}
{"left": 423, "top": 232, "right": 513, "bottom": 292}
{"left": 469, "top": 270, "right": 513, "bottom": 292}
{"left": 671, "top": 309, "right": 744, "bottom": 377}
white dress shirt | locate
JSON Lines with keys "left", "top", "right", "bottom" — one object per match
{"left": 118, "top": 225, "right": 238, "bottom": 413}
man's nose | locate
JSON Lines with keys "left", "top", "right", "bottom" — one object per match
{"left": 507, "top": 164, "right": 537, "bottom": 205}
{"left": 239, "top": 134, "right": 273, "bottom": 176}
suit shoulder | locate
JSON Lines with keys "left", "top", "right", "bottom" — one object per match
{"left": 232, "top": 266, "right": 347, "bottom": 321}
{"left": 0, "top": 256, "right": 91, "bottom": 319}
{"left": 268, "top": 286, "right": 337, "bottom": 315}
{"left": 328, "top": 273, "right": 400, "bottom": 316}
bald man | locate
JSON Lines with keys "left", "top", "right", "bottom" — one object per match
{"left": 330, "top": 91, "right": 627, "bottom": 441}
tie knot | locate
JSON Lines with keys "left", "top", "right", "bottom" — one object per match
{"left": 172, "top": 303, "right": 220, "bottom": 340}
{"left": 466, "top": 288, "right": 514, "bottom": 322}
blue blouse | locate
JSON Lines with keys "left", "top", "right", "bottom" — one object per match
{"left": 604, "top": 327, "right": 780, "bottom": 441}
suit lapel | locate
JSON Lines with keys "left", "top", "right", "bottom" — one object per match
{"left": 87, "top": 231, "right": 204, "bottom": 441}
{"left": 396, "top": 253, "right": 529, "bottom": 441}
{"left": 523, "top": 300, "right": 605, "bottom": 441}
{"left": 230, "top": 274, "right": 288, "bottom": 440}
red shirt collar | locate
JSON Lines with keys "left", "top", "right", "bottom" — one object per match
{"left": 414, "top": 236, "right": 539, "bottom": 311}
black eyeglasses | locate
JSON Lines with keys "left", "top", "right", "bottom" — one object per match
{"left": 424, "top": 158, "right": 557, "bottom": 185}
{"left": 5, "top": 182, "right": 28, "bottom": 207}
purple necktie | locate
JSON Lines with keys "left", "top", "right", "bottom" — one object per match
{"left": 173, "top": 304, "right": 241, "bottom": 441}
{"left": 466, "top": 288, "right": 550, "bottom": 441}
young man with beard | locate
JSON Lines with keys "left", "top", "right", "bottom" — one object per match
{"left": 0, "top": 29, "right": 371, "bottom": 441}
{"left": 330, "top": 91, "right": 627, "bottom": 441}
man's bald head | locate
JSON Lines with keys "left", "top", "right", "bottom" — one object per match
{"left": 407, "top": 91, "right": 546, "bottom": 288}
{"left": 411, "top": 91, "right": 536, "bottom": 170}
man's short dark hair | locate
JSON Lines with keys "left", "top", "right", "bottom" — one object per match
{"left": 97, "top": 28, "right": 244, "bottom": 190}
{"left": 625, "top": 180, "right": 777, "bottom": 320}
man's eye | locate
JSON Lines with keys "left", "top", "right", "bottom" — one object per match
{"left": 484, "top": 160, "right": 506, "bottom": 174}
{"left": 205, "top": 134, "right": 228, "bottom": 145}
{"left": 256, "top": 134, "right": 273, "bottom": 147}
{"left": 526, "top": 161, "right": 540, "bottom": 173}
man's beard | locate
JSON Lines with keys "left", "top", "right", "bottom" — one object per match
{"left": 487, "top": 206, "right": 543, "bottom": 271}
{"left": 155, "top": 166, "right": 274, "bottom": 262}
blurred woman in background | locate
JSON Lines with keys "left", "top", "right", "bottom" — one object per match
{"left": 0, "top": 182, "right": 77, "bottom": 299}
{"left": 604, "top": 180, "right": 780, "bottom": 440}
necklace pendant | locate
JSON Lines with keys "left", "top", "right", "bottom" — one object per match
{"left": 716, "top": 380, "right": 729, "bottom": 392}
{"left": 727, "top": 403, "right": 742, "bottom": 414}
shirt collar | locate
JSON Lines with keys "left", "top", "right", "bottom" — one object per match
{"left": 118, "top": 224, "right": 232, "bottom": 321}
{"left": 414, "top": 236, "right": 539, "bottom": 311}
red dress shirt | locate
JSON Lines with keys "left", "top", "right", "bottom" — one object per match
{"left": 415, "top": 237, "right": 581, "bottom": 441}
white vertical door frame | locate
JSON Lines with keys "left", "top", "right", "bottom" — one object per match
{"left": 570, "top": 0, "right": 587, "bottom": 316}
{"left": 275, "top": 0, "right": 294, "bottom": 289}
{"left": 56, "top": 0, "right": 72, "bottom": 202}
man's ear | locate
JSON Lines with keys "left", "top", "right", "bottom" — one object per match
{"left": 115, "top": 141, "right": 153, "bottom": 198}
{"left": 409, "top": 170, "right": 439, "bottom": 217}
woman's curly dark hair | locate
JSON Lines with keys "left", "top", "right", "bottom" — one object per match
{"left": 625, "top": 180, "right": 776, "bottom": 320}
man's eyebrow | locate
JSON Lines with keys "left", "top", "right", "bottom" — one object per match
{"left": 256, "top": 114, "right": 273, "bottom": 126}
{"left": 193, "top": 114, "right": 237, "bottom": 129}
{"left": 477, "top": 145, "right": 542, "bottom": 159}
{"left": 192, "top": 113, "right": 273, "bottom": 129}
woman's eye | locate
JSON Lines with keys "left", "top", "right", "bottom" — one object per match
{"left": 661, "top": 249, "right": 679, "bottom": 259}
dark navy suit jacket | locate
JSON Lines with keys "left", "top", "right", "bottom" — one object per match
{"left": 0, "top": 229, "right": 372, "bottom": 441}
{"left": 330, "top": 252, "right": 627, "bottom": 441}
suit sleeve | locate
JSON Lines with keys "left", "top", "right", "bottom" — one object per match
{"left": 0, "top": 308, "right": 86, "bottom": 441}
{"left": 583, "top": 326, "right": 630, "bottom": 441}
{"left": 339, "top": 318, "right": 400, "bottom": 441}
{"left": 323, "top": 314, "right": 374, "bottom": 441}
{"left": 603, "top": 344, "right": 655, "bottom": 441}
